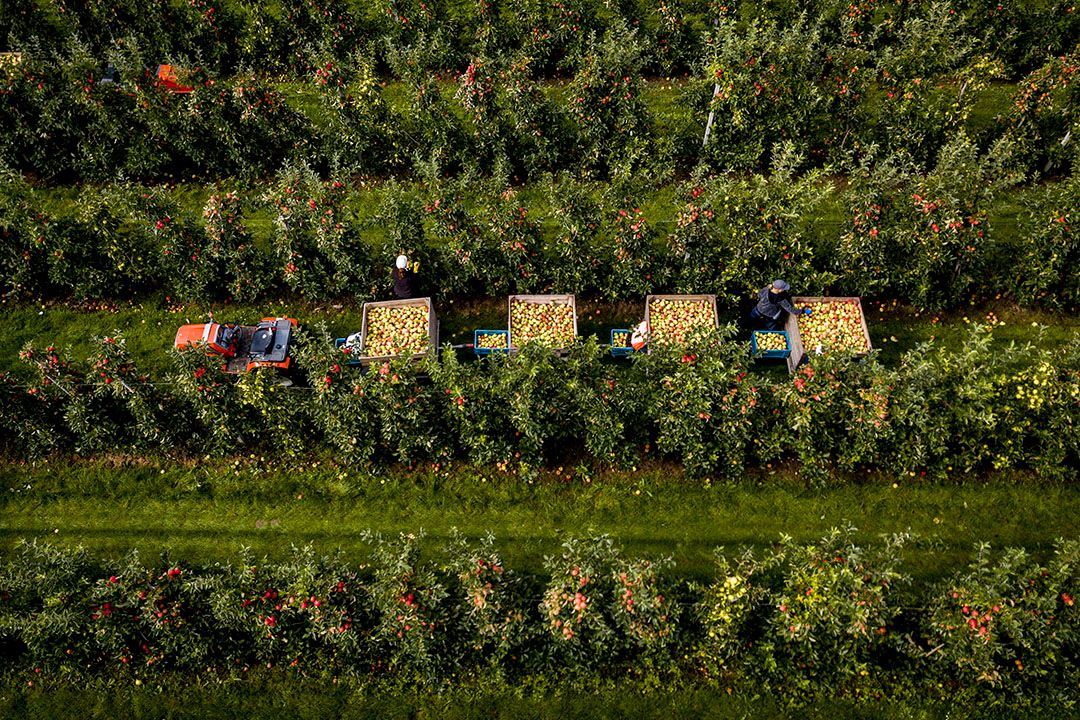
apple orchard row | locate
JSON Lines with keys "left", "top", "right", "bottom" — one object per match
{"left": 5, "top": 321, "right": 1078, "bottom": 481}
{"left": 2, "top": 532, "right": 1077, "bottom": 697}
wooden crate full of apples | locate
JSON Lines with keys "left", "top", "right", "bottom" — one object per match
{"left": 783, "top": 296, "right": 872, "bottom": 372}
{"left": 644, "top": 295, "right": 719, "bottom": 349}
{"left": 358, "top": 297, "right": 438, "bottom": 363}
{"left": 508, "top": 295, "right": 578, "bottom": 351}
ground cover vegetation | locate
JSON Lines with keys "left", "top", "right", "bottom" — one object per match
{"left": 1, "top": 0, "right": 1079, "bottom": 711}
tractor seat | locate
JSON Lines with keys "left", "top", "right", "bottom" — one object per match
{"left": 250, "top": 327, "right": 274, "bottom": 355}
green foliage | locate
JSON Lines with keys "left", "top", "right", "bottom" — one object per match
{"left": 135, "top": 187, "right": 258, "bottom": 304}
{"left": 365, "top": 531, "right": 457, "bottom": 680}
{"left": 5, "top": 318, "right": 1080, "bottom": 482}
{"left": 420, "top": 176, "right": 487, "bottom": 297}
{"left": 541, "top": 178, "right": 603, "bottom": 294}
{"left": 447, "top": 530, "right": 532, "bottom": 673}
{"left": 595, "top": 192, "right": 659, "bottom": 300}
{"left": 0, "top": 540, "right": 98, "bottom": 673}
{"left": 0, "top": 170, "right": 49, "bottom": 298}
{"left": 539, "top": 535, "right": 622, "bottom": 672}
{"left": 835, "top": 133, "right": 1020, "bottom": 309}
{"left": 0, "top": 532, "right": 1077, "bottom": 698}
{"left": 0, "top": 47, "right": 122, "bottom": 181}
{"left": 122, "top": 68, "right": 311, "bottom": 181}
{"left": 668, "top": 147, "right": 832, "bottom": 305}
{"left": 81, "top": 334, "right": 183, "bottom": 451}
{"left": 885, "top": 324, "right": 1080, "bottom": 479}
{"left": 1013, "top": 175, "right": 1080, "bottom": 308}
{"left": 38, "top": 188, "right": 157, "bottom": 300}
{"left": 635, "top": 327, "right": 756, "bottom": 480}
{"left": 755, "top": 528, "right": 910, "bottom": 690}
{"left": 868, "top": 3, "right": 980, "bottom": 165}
{"left": 208, "top": 545, "right": 376, "bottom": 674}
{"left": 293, "top": 324, "right": 379, "bottom": 465}
{"left": 312, "top": 54, "right": 406, "bottom": 176}
{"left": 493, "top": 56, "right": 577, "bottom": 180}
{"left": 694, "top": 549, "right": 767, "bottom": 673}
{"left": 166, "top": 345, "right": 264, "bottom": 456}
{"left": 772, "top": 354, "right": 891, "bottom": 483}
{"left": 564, "top": 21, "right": 651, "bottom": 178}
{"left": 0, "top": 167, "right": 1076, "bottom": 309}
{"left": 479, "top": 192, "right": 546, "bottom": 294}
{"left": 0, "top": 0, "right": 1073, "bottom": 186}
{"left": 700, "top": 14, "right": 829, "bottom": 171}
{"left": 923, "top": 540, "right": 1080, "bottom": 698}
{"left": 999, "top": 48, "right": 1080, "bottom": 178}
{"left": 432, "top": 340, "right": 612, "bottom": 469}
{"left": 267, "top": 163, "right": 373, "bottom": 299}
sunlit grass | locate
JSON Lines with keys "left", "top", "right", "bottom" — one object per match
{"left": 2, "top": 460, "right": 1077, "bottom": 585}
{"left": 0, "top": 677, "right": 1053, "bottom": 720}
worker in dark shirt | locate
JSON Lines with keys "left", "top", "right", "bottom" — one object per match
{"left": 392, "top": 254, "right": 420, "bottom": 299}
{"left": 746, "top": 279, "right": 810, "bottom": 330}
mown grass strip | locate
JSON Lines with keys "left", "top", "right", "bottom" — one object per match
{"left": 0, "top": 675, "right": 1072, "bottom": 720}
{"left": 2, "top": 461, "right": 1077, "bottom": 583}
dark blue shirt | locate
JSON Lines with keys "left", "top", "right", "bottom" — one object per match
{"left": 393, "top": 268, "right": 419, "bottom": 299}
{"left": 754, "top": 287, "right": 798, "bottom": 320}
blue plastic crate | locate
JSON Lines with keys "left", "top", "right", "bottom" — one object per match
{"left": 610, "top": 328, "right": 634, "bottom": 357}
{"left": 473, "top": 329, "right": 509, "bottom": 356}
{"left": 751, "top": 330, "right": 791, "bottom": 359}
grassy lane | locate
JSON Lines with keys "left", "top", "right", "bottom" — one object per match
{"left": 2, "top": 461, "right": 1077, "bottom": 583}
{"left": 2, "top": 679, "right": 1064, "bottom": 720}
{"left": 1, "top": 298, "right": 1077, "bottom": 379}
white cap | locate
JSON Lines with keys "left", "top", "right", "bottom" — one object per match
{"left": 396, "top": 255, "right": 408, "bottom": 269}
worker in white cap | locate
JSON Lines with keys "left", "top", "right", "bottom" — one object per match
{"left": 392, "top": 254, "right": 420, "bottom": 299}
{"left": 746, "top": 279, "right": 809, "bottom": 330}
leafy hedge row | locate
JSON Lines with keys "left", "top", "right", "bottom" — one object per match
{"left": 1, "top": 13, "right": 1076, "bottom": 182}
{"left": 1, "top": 141, "right": 1077, "bottom": 309}
{"left": 4, "top": 322, "right": 1080, "bottom": 481}
{"left": 4, "top": 0, "right": 1076, "bottom": 80}
{"left": 1, "top": 531, "right": 1077, "bottom": 701}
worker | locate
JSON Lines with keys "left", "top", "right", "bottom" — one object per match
{"left": 746, "top": 279, "right": 810, "bottom": 330}
{"left": 392, "top": 254, "right": 420, "bottom": 299}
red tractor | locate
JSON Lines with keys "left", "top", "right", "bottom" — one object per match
{"left": 174, "top": 316, "right": 298, "bottom": 378}
{"left": 154, "top": 64, "right": 193, "bottom": 93}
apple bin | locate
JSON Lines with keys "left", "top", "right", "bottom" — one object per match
{"left": 356, "top": 297, "right": 439, "bottom": 364}
{"left": 508, "top": 294, "right": 578, "bottom": 352}
{"left": 610, "top": 329, "right": 633, "bottom": 357}
{"left": 644, "top": 294, "right": 719, "bottom": 350}
{"left": 751, "top": 330, "right": 791, "bottom": 359}
{"left": 473, "top": 329, "right": 510, "bottom": 356}
{"left": 783, "top": 296, "right": 872, "bottom": 373}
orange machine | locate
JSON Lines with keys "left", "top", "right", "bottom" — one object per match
{"left": 174, "top": 317, "right": 298, "bottom": 374}
{"left": 155, "top": 64, "right": 193, "bottom": 94}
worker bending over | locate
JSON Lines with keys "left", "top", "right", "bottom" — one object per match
{"left": 746, "top": 279, "right": 810, "bottom": 330}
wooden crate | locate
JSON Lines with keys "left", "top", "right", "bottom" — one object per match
{"left": 783, "top": 296, "right": 872, "bottom": 373}
{"left": 644, "top": 294, "right": 719, "bottom": 351}
{"left": 358, "top": 297, "right": 438, "bottom": 364}
{"left": 507, "top": 294, "right": 578, "bottom": 352}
